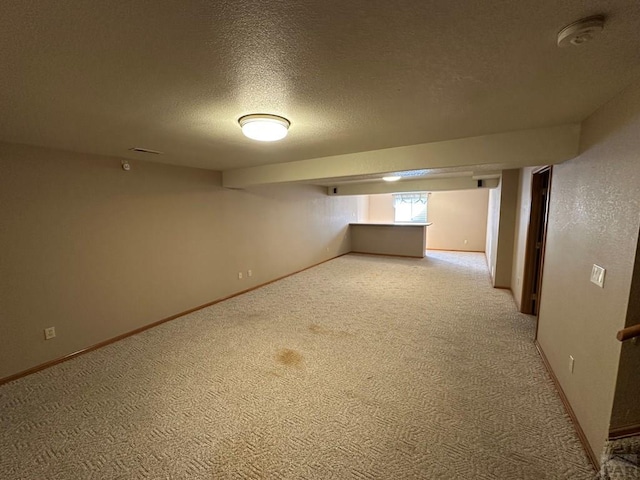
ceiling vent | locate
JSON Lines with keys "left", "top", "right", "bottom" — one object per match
{"left": 557, "top": 16, "right": 605, "bottom": 47}
{"left": 128, "top": 147, "right": 163, "bottom": 155}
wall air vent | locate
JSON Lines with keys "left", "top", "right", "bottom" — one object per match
{"left": 128, "top": 147, "right": 163, "bottom": 155}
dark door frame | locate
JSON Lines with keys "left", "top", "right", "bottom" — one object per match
{"left": 521, "top": 166, "right": 553, "bottom": 332}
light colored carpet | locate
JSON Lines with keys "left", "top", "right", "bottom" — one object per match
{"left": 600, "top": 436, "right": 640, "bottom": 479}
{"left": 0, "top": 252, "right": 596, "bottom": 479}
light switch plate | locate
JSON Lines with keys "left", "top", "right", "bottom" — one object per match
{"left": 590, "top": 264, "right": 605, "bottom": 288}
{"left": 569, "top": 355, "right": 575, "bottom": 374}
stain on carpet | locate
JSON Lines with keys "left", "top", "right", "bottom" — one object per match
{"left": 275, "top": 349, "right": 303, "bottom": 368}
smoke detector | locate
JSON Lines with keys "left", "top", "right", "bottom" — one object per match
{"left": 557, "top": 16, "right": 605, "bottom": 47}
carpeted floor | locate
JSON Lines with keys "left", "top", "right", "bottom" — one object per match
{"left": 0, "top": 252, "right": 596, "bottom": 479}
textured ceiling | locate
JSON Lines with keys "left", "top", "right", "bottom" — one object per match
{"left": 0, "top": 0, "right": 639, "bottom": 172}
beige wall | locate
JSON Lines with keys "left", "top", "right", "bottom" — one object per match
{"left": 0, "top": 143, "right": 362, "bottom": 380}
{"left": 485, "top": 171, "right": 518, "bottom": 288}
{"left": 427, "top": 189, "right": 488, "bottom": 251}
{"left": 495, "top": 170, "right": 519, "bottom": 288}
{"left": 367, "top": 190, "right": 489, "bottom": 252}
{"left": 536, "top": 79, "right": 640, "bottom": 455}
{"left": 485, "top": 181, "right": 501, "bottom": 282}
{"left": 511, "top": 167, "right": 536, "bottom": 309}
{"left": 367, "top": 194, "right": 395, "bottom": 223}
{"left": 356, "top": 196, "right": 370, "bottom": 223}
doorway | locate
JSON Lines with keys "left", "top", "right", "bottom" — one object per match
{"left": 521, "top": 166, "right": 552, "bottom": 316}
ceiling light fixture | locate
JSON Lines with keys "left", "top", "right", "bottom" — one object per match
{"left": 383, "top": 176, "right": 401, "bottom": 182}
{"left": 239, "top": 114, "right": 290, "bottom": 142}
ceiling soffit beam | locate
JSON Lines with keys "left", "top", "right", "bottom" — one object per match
{"left": 472, "top": 171, "right": 502, "bottom": 180}
{"left": 222, "top": 123, "right": 580, "bottom": 188}
{"left": 328, "top": 177, "right": 500, "bottom": 196}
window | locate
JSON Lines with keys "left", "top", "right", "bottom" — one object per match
{"left": 393, "top": 193, "right": 428, "bottom": 223}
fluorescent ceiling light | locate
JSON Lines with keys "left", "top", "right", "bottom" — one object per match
{"left": 239, "top": 114, "right": 290, "bottom": 142}
{"left": 383, "top": 176, "right": 401, "bottom": 182}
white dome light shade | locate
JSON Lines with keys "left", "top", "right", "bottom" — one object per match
{"left": 239, "top": 114, "right": 290, "bottom": 142}
{"left": 383, "top": 176, "right": 401, "bottom": 182}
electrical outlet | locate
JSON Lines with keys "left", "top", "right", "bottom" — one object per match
{"left": 238, "top": 272, "right": 243, "bottom": 279}
{"left": 569, "top": 355, "right": 575, "bottom": 374}
{"left": 590, "top": 264, "right": 605, "bottom": 288}
{"left": 44, "top": 327, "right": 56, "bottom": 340}
{"left": 464, "top": 239, "right": 468, "bottom": 245}
{"left": 248, "top": 270, "right": 252, "bottom": 277}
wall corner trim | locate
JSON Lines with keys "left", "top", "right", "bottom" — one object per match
{"left": 535, "top": 340, "right": 600, "bottom": 471}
